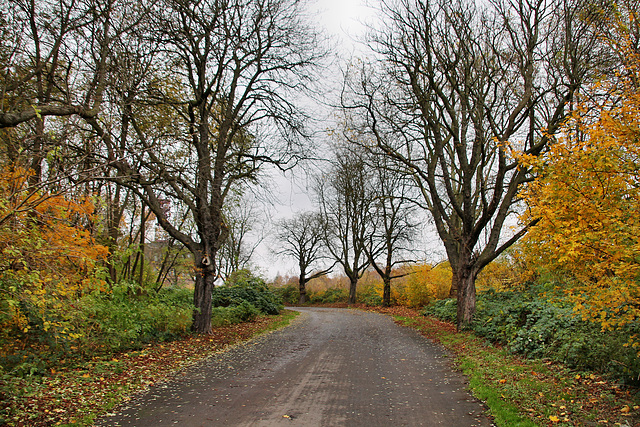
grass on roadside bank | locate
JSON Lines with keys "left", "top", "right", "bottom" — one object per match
{"left": 393, "top": 312, "right": 640, "bottom": 427}
{"left": 1, "top": 310, "right": 299, "bottom": 427}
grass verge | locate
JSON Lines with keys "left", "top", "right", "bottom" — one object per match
{"left": 392, "top": 311, "right": 640, "bottom": 427}
{"left": 1, "top": 310, "right": 299, "bottom": 427}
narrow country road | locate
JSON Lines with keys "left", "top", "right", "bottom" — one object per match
{"left": 97, "top": 308, "right": 493, "bottom": 426}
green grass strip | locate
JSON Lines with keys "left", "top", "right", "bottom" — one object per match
{"left": 394, "top": 315, "right": 618, "bottom": 427}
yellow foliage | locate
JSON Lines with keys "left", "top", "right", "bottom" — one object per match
{"left": 476, "top": 249, "right": 530, "bottom": 292}
{"left": 393, "top": 263, "right": 452, "bottom": 308}
{"left": 0, "top": 165, "right": 108, "bottom": 342}
{"left": 518, "top": 14, "right": 640, "bottom": 333}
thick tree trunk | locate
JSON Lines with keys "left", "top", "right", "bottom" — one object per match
{"left": 192, "top": 262, "right": 216, "bottom": 334}
{"left": 348, "top": 276, "right": 357, "bottom": 304}
{"left": 454, "top": 266, "right": 477, "bottom": 331}
{"left": 382, "top": 276, "right": 391, "bottom": 307}
{"left": 298, "top": 274, "right": 307, "bottom": 304}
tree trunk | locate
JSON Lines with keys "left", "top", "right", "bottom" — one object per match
{"left": 106, "top": 190, "right": 121, "bottom": 283}
{"left": 138, "top": 203, "right": 146, "bottom": 288}
{"left": 192, "top": 262, "right": 216, "bottom": 334}
{"left": 298, "top": 274, "right": 307, "bottom": 304}
{"left": 454, "top": 266, "right": 477, "bottom": 331}
{"left": 348, "top": 276, "right": 357, "bottom": 304}
{"left": 382, "top": 275, "right": 391, "bottom": 307}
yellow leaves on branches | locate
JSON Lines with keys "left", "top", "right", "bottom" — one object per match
{"left": 519, "top": 14, "right": 640, "bottom": 332}
{"left": 0, "top": 166, "right": 107, "bottom": 340}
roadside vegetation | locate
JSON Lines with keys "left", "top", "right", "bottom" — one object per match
{"left": 0, "top": 259, "right": 289, "bottom": 426}
{"left": 386, "top": 307, "right": 640, "bottom": 427}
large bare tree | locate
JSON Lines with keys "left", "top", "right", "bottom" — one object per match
{"left": 345, "top": 0, "right": 604, "bottom": 328}
{"left": 96, "top": 0, "right": 326, "bottom": 333}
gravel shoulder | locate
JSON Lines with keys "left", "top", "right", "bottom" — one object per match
{"left": 97, "top": 307, "right": 493, "bottom": 427}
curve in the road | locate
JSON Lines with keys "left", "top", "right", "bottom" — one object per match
{"left": 97, "top": 307, "right": 493, "bottom": 427}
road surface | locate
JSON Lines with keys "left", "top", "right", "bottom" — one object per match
{"left": 97, "top": 307, "right": 493, "bottom": 426}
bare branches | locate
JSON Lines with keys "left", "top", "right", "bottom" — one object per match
{"left": 341, "top": 0, "right": 602, "bottom": 328}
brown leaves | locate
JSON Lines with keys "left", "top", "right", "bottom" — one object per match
{"left": 2, "top": 314, "right": 289, "bottom": 426}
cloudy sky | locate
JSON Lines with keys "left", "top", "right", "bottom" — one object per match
{"left": 250, "top": 0, "right": 398, "bottom": 280}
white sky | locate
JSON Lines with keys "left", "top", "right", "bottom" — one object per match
{"left": 250, "top": 0, "right": 377, "bottom": 280}
{"left": 309, "top": 0, "right": 376, "bottom": 53}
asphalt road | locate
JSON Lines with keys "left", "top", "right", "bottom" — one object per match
{"left": 97, "top": 307, "right": 493, "bottom": 426}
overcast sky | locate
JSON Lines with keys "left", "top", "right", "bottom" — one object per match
{"left": 248, "top": 0, "right": 424, "bottom": 281}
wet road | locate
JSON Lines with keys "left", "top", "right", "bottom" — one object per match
{"left": 97, "top": 307, "right": 492, "bottom": 426}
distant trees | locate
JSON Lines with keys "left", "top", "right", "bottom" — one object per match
{"left": 343, "top": 0, "right": 605, "bottom": 328}
{"left": 365, "top": 159, "right": 417, "bottom": 306}
{"left": 274, "top": 212, "right": 332, "bottom": 303}
{"left": 316, "top": 147, "right": 372, "bottom": 304}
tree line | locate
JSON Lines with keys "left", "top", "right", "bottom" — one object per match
{"left": 2, "top": 0, "right": 639, "bottom": 337}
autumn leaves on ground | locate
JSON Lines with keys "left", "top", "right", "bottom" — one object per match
{"left": 3, "top": 0, "right": 640, "bottom": 426}
{"left": 2, "top": 306, "right": 639, "bottom": 426}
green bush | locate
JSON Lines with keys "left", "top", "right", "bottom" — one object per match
{"left": 81, "top": 284, "right": 193, "bottom": 353}
{"left": 308, "top": 287, "right": 349, "bottom": 304}
{"left": 211, "top": 301, "right": 260, "bottom": 326}
{"left": 213, "top": 269, "right": 283, "bottom": 315}
{"left": 423, "top": 288, "right": 640, "bottom": 381}
{"left": 0, "top": 283, "right": 194, "bottom": 376}
{"left": 271, "top": 284, "right": 299, "bottom": 305}
{"left": 357, "top": 284, "right": 382, "bottom": 306}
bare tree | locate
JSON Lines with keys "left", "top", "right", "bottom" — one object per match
{"left": 96, "top": 0, "right": 325, "bottom": 333}
{"left": 216, "top": 195, "right": 266, "bottom": 283}
{"left": 364, "top": 154, "right": 418, "bottom": 306}
{"left": 316, "top": 147, "right": 372, "bottom": 304}
{"left": 274, "top": 211, "right": 332, "bottom": 304}
{"left": 0, "top": 0, "right": 131, "bottom": 139}
{"left": 345, "top": 0, "right": 604, "bottom": 328}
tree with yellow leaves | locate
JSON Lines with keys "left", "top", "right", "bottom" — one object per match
{"left": 0, "top": 165, "right": 108, "bottom": 346}
{"left": 520, "top": 4, "right": 640, "bottom": 332}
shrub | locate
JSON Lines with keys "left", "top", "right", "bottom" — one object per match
{"left": 308, "top": 287, "right": 349, "bottom": 304}
{"left": 357, "top": 283, "right": 383, "bottom": 306}
{"left": 270, "top": 284, "right": 299, "bottom": 305}
{"left": 214, "top": 269, "right": 283, "bottom": 315}
{"left": 211, "top": 301, "right": 260, "bottom": 326}
{"left": 80, "top": 284, "right": 193, "bottom": 353}
{"left": 0, "top": 284, "right": 194, "bottom": 376}
{"left": 423, "top": 288, "right": 640, "bottom": 381}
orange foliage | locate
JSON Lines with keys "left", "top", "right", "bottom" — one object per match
{"left": 519, "top": 12, "right": 640, "bottom": 332}
{"left": 0, "top": 166, "right": 108, "bottom": 341}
